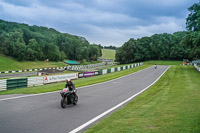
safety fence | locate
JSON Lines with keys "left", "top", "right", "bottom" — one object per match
{"left": 7, "top": 78, "right": 27, "bottom": 90}
{"left": 78, "top": 71, "right": 99, "bottom": 78}
{"left": 0, "top": 79, "right": 6, "bottom": 91}
{"left": 66, "top": 62, "right": 108, "bottom": 70}
{"left": 0, "top": 67, "right": 66, "bottom": 74}
{"left": 98, "top": 63, "right": 141, "bottom": 75}
{"left": 0, "top": 62, "right": 111, "bottom": 74}
{"left": 0, "top": 63, "right": 143, "bottom": 91}
{"left": 0, "top": 73, "right": 78, "bottom": 91}
{"left": 194, "top": 63, "right": 200, "bottom": 72}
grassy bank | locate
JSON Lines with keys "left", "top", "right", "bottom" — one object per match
{"left": 0, "top": 65, "right": 151, "bottom": 95}
{"left": 85, "top": 65, "right": 200, "bottom": 133}
{"left": 0, "top": 55, "right": 66, "bottom": 71}
{"left": 101, "top": 49, "right": 116, "bottom": 59}
{"left": 145, "top": 60, "right": 182, "bottom": 65}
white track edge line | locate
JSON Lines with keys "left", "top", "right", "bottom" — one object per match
{"left": 0, "top": 66, "right": 152, "bottom": 101}
{"left": 69, "top": 66, "right": 170, "bottom": 133}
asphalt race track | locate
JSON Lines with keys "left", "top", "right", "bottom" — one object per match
{"left": 0, "top": 65, "right": 169, "bottom": 133}
{"left": 0, "top": 72, "right": 37, "bottom": 78}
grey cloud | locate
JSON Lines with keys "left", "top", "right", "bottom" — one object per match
{"left": 0, "top": 0, "right": 198, "bottom": 46}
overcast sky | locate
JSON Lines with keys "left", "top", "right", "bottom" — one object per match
{"left": 0, "top": 0, "right": 198, "bottom": 46}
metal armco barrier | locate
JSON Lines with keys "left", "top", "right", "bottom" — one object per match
{"left": 98, "top": 70, "right": 103, "bottom": 75}
{"left": 0, "top": 63, "right": 143, "bottom": 90}
{"left": 102, "top": 69, "right": 107, "bottom": 75}
{"left": 194, "top": 64, "right": 200, "bottom": 72}
{"left": 7, "top": 78, "right": 28, "bottom": 90}
{"left": 28, "top": 77, "right": 44, "bottom": 87}
{"left": 0, "top": 67, "right": 66, "bottom": 74}
{"left": 111, "top": 68, "right": 115, "bottom": 73}
{"left": 97, "top": 63, "right": 143, "bottom": 75}
{"left": 67, "top": 62, "right": 106, "bottom": 71}
{"left": 107, "top": 69, "right": 111, "bottom": 73}
{"left": 123, "top": 66, "right": 126, "bottom": 70}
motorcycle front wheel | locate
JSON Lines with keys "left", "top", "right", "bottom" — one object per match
{"left": 73, "top": 95, "right": 78, "bottom": 105}
{"left": 61, "top": 98, "right": 67, "bottom": 108}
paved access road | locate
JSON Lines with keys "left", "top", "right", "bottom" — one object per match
{"left": 0, "top": 65, "right": 169, "bottom": 133}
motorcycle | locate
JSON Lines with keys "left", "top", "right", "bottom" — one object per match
{"left": 60, "top": 88, "right": 78, "bottom": 108}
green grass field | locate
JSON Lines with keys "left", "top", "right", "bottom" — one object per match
{"left": 0, "top": 55, "right": 66, "bottom": 71}
{"left": 1, "top": 59, "right": 198, "bottom": 132}
{"left": 0, "top": 55, "right": 104, "bottom": 72}
{"left": 0, "top": 65, "right": 150, "bottom": 95}
{"left": 144, "top": 60, "right": 182, "bottom": 65}
{"left": 85, "top": 65, "right": 200, "bottom": 133}
{"left": 101, "top": 49, "right": 116, "bottom": 60}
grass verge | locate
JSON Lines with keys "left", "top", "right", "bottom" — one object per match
{"left": 0, "top": 55, "right": 66, "bottom": 71}
{"left": 96, "top": 63, "right": 139, "bottom": 70}
{"left": 0, "top": 65, "right": 151, "bottom": 95}
{"left": 144, "top": 60, "right": 182, "bottom": 65}
{"left": 85, "top": 65, "right": 200, "bottom": 133}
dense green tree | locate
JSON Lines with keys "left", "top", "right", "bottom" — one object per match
{"left": 116, "top": 39, "right": 136, "bottom": 64}
{"left": 26, "top": 39, "right": 44, "bottom": 60}
{"left": 135, "top": 37, "right": 152, "bottom": 61}
{"left": 104, "top": 45, "right": 118, "bottom": 50}
{"left": 78, "top": 46, "right": 89, "bottom": 61}
{"left": 182, "top": 31, "right": 200, "bottom": 60}
{"left": 0, "top": 32, "right": 10, "bottom": 55}
{"left": 186, "top": 3, "right": 200, "bottom": 31}
{"left": 7, "top": 31, "right": 26, "bottom": 61}
{"left": 60, "top": 51, "right": 66, "bottom": 61}
{"left": 0, "top": 19, "right": 101, "bottom": 61}
{"left": 116, "top": 31, "right": 199, "bottom": 64}
{"left": 89, "top": 44, "right": 101, "bottom": 61}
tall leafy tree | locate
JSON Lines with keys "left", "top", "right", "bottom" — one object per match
{"left": 182, "top": 31, "right": 200, "bottom": 60}
{"left": 135, "top": 37, "right": 152, "bottom": 61}
{"left": 186, "top": 2, "right": 200, "bottom": 31}
{"left": 116, "top": 38, "right": 135, "bottom": 64}
{"left": 8, "top": 31, "right": 26, "bottom": 61}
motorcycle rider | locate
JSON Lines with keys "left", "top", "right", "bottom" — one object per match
{"left": 65, "top": 79, "right": 77, "bottom": 101}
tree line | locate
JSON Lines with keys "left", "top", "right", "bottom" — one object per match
{"left": 0, "top": 19, "right": 102, "bottom": 61}
{"left": 116, "top": 2, "right": 200, "bottom": 64}
{"left": 104, "top": 45, "right": 118, "bottom": 50}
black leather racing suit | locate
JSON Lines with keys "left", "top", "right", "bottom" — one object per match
{"left": 65, "top": 82, "right": 76, "bottom": 101}
{"left": 65, "top": 82, "right": 75, "bottom": 91}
